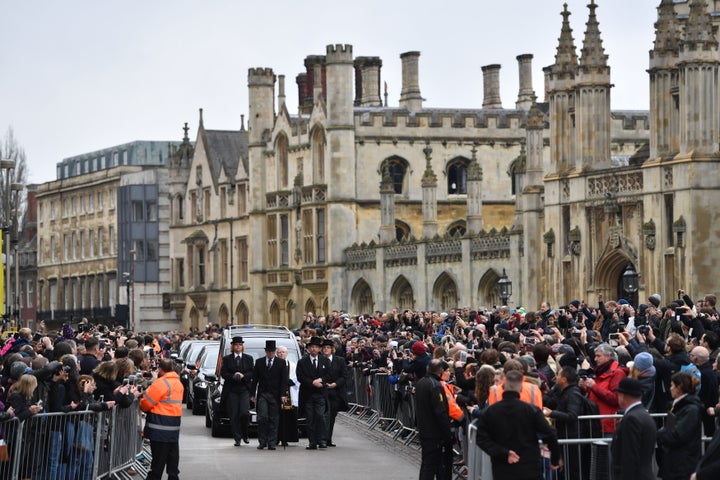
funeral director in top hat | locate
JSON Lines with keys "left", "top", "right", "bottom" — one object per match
{"left": 251, "top": 340, "right": 289, "bottom": 450}
{"left": 221, "top": 336, "right": 255, "bottom": 446}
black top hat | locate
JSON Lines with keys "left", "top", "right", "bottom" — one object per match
{"left": 614, "top": 377, "right": 643, "bottom": 397}
{"left": 321, "top": 339, "right": 335, "bottom": 348}
{"left": 264, "top": 340, "right": 276, "bottom": 351}
{"left": 231, "top": 336, "right": 244, "bottom": 345}
{"left": 308, "top": 336, "right": 323, "bottom": 347}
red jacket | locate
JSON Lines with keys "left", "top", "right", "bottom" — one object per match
{"left": 588, "top": 360, "right": 626, "bottom": 433}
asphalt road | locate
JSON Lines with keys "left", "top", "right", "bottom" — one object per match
{"left": 177, "top": 409, "right": 420, "bottom": 479}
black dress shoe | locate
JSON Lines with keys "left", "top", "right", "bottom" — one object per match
{"left": 243, "top": 437, "right": 250, "bottom": 444}
{"left": 281, "top": 442, "right": 289, "bottom": 447}
{"left": 327, "top": 442, "right": 336, "bottom": 447}
{"left": 306, "top": 445, "right": 317, "bottom": 450}
{"left": 234, "top": 441, "right": 241, "bottom": 447}
{"left": 318, "top": 443, "right": 327, "bottom": 449}
{"left": 268, "top": 446, "right": 276, "bottom": 450}
{"left": 257, "top": 445, "right": 265, "bottom": 450}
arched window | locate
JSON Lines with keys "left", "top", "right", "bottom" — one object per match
{"left": 276, "top": 133, "right": 289, "bottom": 189}
{"left": 446, "top": 220, "right": 467, "bottom": 237}
{"left": 395, "top": 220, "right": 411, "bottom": 241}
{"left": 270, "top": 301, "right": 281, "bottom": 325}
{"left": 381, "top": 156, "right": 409, "bottom": 195}
{"left": 447, "top": 157, "right": 469, "bottom": 194}
{"left": 311, "top": 127, "right": 326, "bottom": 183}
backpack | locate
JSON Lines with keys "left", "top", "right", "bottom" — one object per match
{"left": 679, "top": 362, "right": 702, "bottom": 394}
{"left": 578, "top": 393, "right": 602, "bottom": 438}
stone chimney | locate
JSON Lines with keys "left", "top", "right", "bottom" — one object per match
{"left": 482, "top": 64, "right": 502, "bottom": 109}
{"left": 278, "top": 74, "right": 286, "bottom": 108}
{"left": 515, "top": 54, "right": 534, "bottom": 110}
{"left": 355, "top": 56, "right": 383, "bottom": 107}
{"left": 399, "top": 51, "right": 423, "bottom": 110}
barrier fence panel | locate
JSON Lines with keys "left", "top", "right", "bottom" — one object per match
{"left": 0, "top": 399, "right": 145, "bottom": 480}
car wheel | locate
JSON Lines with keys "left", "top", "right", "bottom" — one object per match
{"left": 192, "top": 398, "right": 204, "bottom": 415}
{"left": 211, "top": 415, "right": 223, "bottom": 437}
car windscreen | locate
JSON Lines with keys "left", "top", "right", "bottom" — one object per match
{"left": 188, "top": 342, "right": 218, "bottom": 364}
{"left": 201, "top": 345, "right": 220, "bottom": 368}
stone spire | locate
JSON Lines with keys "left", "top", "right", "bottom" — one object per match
{"left": 683, "top": 0, "right": 718, "bottom": 49}
{"left": 579, "top": 0, "right": 609, "bottom": 72}
{"left": 379, "top": 164, "right": 395, "bottom": 243}
{"left": 466, "top": 144, "right": 483, "bottom": 235}
{"left": 653, "top": 0, "right": 680, "bottom": 54}
{"left": 553, "top": 4, "right": 578, "bottom": 76}
{"left": 421, "top": 144, "right": 438, "bottom": 239}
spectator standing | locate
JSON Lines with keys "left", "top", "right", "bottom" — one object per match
{"left": 476, "top": 370, "right": 561, "bottom": 480}
{"left": 140, "top": 358, "right": 183, "bottom": 480}
{"left": 691, "top": 425, "right": 720, "bottom": 480}
{"left": 415, "top": 358, "right": 453, "bottom": 480}
{"left": 220, "top": 336, "right": 254, "bottom": 447}
{"left": 250, "top": 340, "right": 288, "bottom": 450}
{"left": 657, "top": 371, "right": 703, "bottom": 480}
{"left": 690, "top": 346, "right": 719, "bottom": 436}
{"left": 629, "top": 351, "right": 656, "bottom": 411}
{"left": 78, "top": 337, "right": 102, "bottom": 375}
{"left": 610, "top": 378, "right": 657, "bottom": 480}
{"left": 580, "top": 343, "right": 626, "bottom": 435}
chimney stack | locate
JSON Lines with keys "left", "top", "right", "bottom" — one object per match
{"left": 515, "top": 54, "right": 534, "bottom": 110}
{"left": 399, "top": 51, "right": 423, "bottom": 110}
{"left": 482, "top": 64, "right": 502, "bottom": 109}
{"left": 278, "top": 74, "right": 286, "bottom": 108}
{"left": 355, "top": 56, "right": 383, "bottom": 107}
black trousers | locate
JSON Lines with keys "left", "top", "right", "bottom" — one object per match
{"left": 419, "top": 438, "right": 453, "bottom": 480}
{"left": 324, "top": 393, "right": 340, "bottom": 443}
{"left": 256, "top": 392, "right": 280, "bottom": 447}
{"left": 147, "top": 441, "right": 179, "bottom": 480}
{"left": 305, "top": 392, "right": 327, "bottom": 447}
{"left": 227, "top": 389, "right": 250, "bottom": 442}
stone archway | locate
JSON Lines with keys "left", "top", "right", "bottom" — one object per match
{"left": 390, "top": 275, "right": 415, "bottom": 310}
{"left": 433, "top": 272, "right": 458, "bottom": 311}
{"left": 189, "top": 306, "right": 200, "bottom": 332}
{"left": 477, "top": 269, "right": 502, "bottom": 309}
{"left": 351, "top": 278, "right": 374, "bottom": 315}
{"left": 594, "top": 248, "right": 637, "bottom": 304}
{"left": 235, "top": 301, "right": 249, "bottom": 325}
{"left": 218, "top": 304, "right": 229, "bottom": 327}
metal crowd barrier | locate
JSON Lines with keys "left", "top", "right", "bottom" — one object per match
{"left": 0, "top": 400, "right": 146, "bottom": 480}
{"left": 342, "top": 368, "right": 712, "bottom": 480}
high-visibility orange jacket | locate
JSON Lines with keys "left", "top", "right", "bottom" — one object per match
{"left": 487, "top": 378, "right": 543, "bottom": 409}
{"left": 140, "top": 371, "right": 183, "bottom": 442}
{"left": 442, "top": 381, "right": 464, "bottom": 422}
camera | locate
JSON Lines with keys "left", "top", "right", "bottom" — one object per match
{"left": 524, "top": 337, "right": 536, "bottom": 345}
{"left": 617, "top": 322, "right": 626, "bottom": 332}
{"left": 638, "top": 325, "right": 649, "bottom": 335}
{"left": 571, "top": 330, "right": 582, "bottom": 338}
{"left": 578, "top": 369, "right": 595, "bottom": 379}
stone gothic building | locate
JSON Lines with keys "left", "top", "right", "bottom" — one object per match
{"left": 167, "top": 0, "right": 719, "bottom": 330}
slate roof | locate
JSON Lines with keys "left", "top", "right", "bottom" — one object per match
{"left": 203, "top": 129, "right": 248, "bottom": 181}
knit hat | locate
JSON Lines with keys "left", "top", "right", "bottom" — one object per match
{"left": 633, "top": 352, "right": 656, "bottom": 377}
{"left": 558, "top": 352, "right": 579, "bottom": 369}
{"left": 550, "top": 343, "right": 575, "bottom": 356}
{"left": 569, "top": 300, "right": 581, "bottom": 309}
{"left": 411, "top": 341, "right": 427, "bottom": 356}
{"left": 648, "top": 294, "right": 661, "bottom": 308}
{"left": 618, "top": 299, "right": 629, "bottom": 305}
{"left": 10, "top": 361, "right": 30, "bottom": 380}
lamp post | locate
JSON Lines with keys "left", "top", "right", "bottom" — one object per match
{"left": 0, "top": 159, "right": 15, "bottom": 321}
{"left": 622, "top": 263, "right": 638, "bottom": 307}
{"left": 496, "top": 268, "right": 512, "bottom": 306}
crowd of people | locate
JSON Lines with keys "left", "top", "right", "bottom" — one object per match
{"left": 4, "top": 289, "right": 720, "bottom": 479}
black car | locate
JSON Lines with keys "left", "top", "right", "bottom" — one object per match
{"left": 205, "top": 325, "right": 302, "bottom": 437}
{"left": 178, "top": 340, "right": 219, "bottom": 404}
{"left": 188, "top": 343, "right": 220, "bottom": 415}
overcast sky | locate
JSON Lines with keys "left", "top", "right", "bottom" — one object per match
{"left": 1, "top": 0, "right": 659, "bottom": 184}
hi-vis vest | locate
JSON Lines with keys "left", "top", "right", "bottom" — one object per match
{"left": 488, "top": 378, "right": 543, "bottom": 409}
{"left": 140, "top": 371, "right": 183, "bottom": 442}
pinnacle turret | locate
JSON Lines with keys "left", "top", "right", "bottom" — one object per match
{"left": 552, "top": 4, "right": 578, "bottom": 76}
{"left": 653, "top": 0, "right": 680, "bottom": 53}
{"left": 579, "top": 0, "right": 609, "bottom": 71}
{"left": 683, "top": 0, "right": 718, "bottom": 49}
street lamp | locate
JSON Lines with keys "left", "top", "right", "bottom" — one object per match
{"left": 496, "top": 268, "right": 512, "bottom": 306}
{"left": 622, "top": 263, "right": 638, "bottom": 306}
{"left": 0, "top": 159, "right": 19, "bottom": 324}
